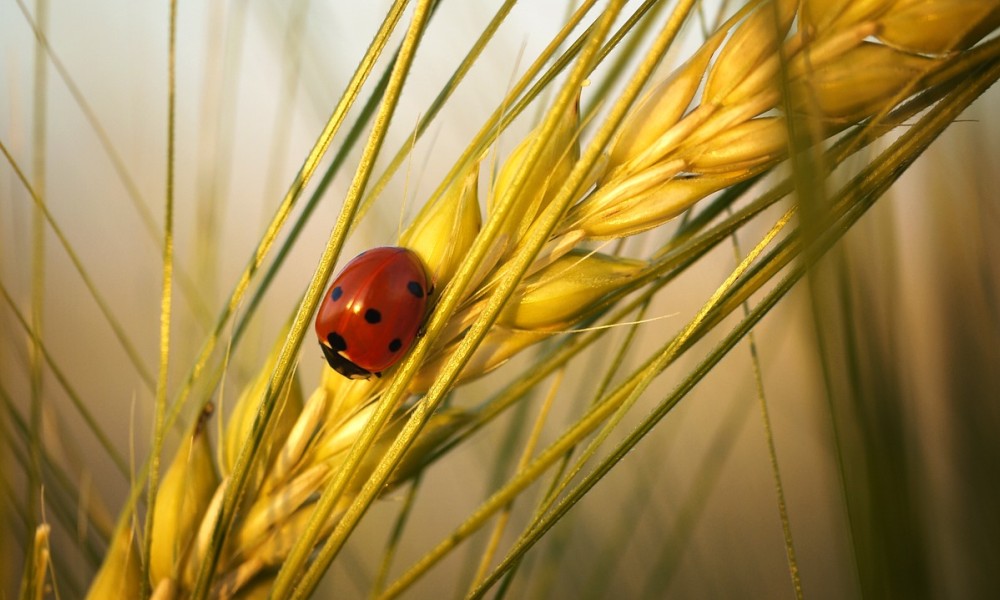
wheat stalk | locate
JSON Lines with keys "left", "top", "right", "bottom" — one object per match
{"left": 3, "top": 0, "right": 996, "bottom": 598}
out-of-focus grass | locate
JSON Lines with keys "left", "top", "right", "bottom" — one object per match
{"left": 805, "top": 100, "right": 1000, "bottom": 598}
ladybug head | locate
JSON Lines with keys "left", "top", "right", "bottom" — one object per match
{"left": 319, "top": 342, "right": 376, "bottom": 380}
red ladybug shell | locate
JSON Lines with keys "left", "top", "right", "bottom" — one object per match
{"left": 315, "top": 247, "right": 433, "bottom": 379}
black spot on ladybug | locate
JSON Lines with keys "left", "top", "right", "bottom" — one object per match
{"left": 328, "top": 332, "right": 348, "bottom": 352}
{"left": 365, "top": 308, "right": 382, "bottom": 324}
{"left": 407, "top": 281, "right": 424, "bottom": 298}
{"left": 388, "top": 338, "right": 402, "bottom": 352}
{"left": 331, "top": 286, "right": 343, "bottom": 301}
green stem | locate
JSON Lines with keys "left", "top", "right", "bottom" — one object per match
{"left": 141, "top": 0, "right": 178, "bottom": 595}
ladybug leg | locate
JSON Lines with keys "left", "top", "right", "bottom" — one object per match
{"left": 416, "top": 299, "right": 433, "bottom": 338}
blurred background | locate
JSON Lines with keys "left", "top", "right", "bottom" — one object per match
{"left": 2, "top": 1, "right": 998, "bottom": 597}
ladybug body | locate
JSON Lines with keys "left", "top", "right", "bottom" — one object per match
{"left": 315, "top": 247, "right": 433, "bottom": 379}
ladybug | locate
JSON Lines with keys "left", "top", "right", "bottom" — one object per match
{"left": 315, "top": 246, "right": 433, "bottom": 379}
